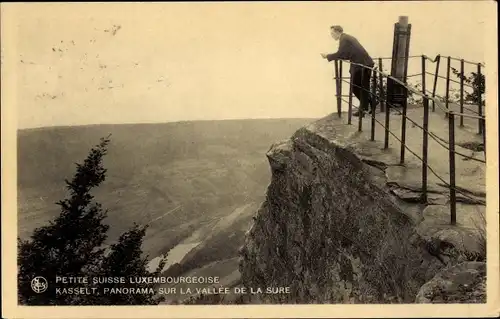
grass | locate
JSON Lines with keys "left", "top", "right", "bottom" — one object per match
{"left": 469, "top": 206, "right": 486, "bottom": 261}
{"left": 362, "top": 225, "right": 427, "bottom": 303}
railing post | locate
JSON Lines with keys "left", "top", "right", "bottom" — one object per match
{"left": 445, "top": 56, "right": 451, "bottom": 114}
{"left": 477, "top": 63, "right": 483, "bottom": 135}
{"left": 389, "top": 16, "right": 411, "bottom": 109}
{"left": 421, "top": 55, "right": 428, "bottom": 201}
{"left": 402, "top": 25, "right": 411, "bottom": 84}
{"left": 334, "top": 61, "right": 341, "bottom": 117}
{"left": 482, "top": 117, "right": 486, "bottom": 156}
{"left": 422, "top": 96, "right": 429, "bottom": 203}
{"left": 431, "top": 55, "right": 441, "bottom": 112}
{"left": 421, "top": 55, "right": 426, "bottom": 98}
{"left": 348, "top": 73, "right": 353, "bottom": 125}
{"left": 358, "top": 69, "right": 365, "bottom": 132}
{"left": 378, "top": 58, "right": 385, "bottom": 112}
{"left": 400, "top": 85, "right": 408, "bottom": 164}
{"left": 449, "top": 113, "right": 457, "bottom": 225}
{"left": 371, "top": 71, "right": 377, "bottom": 141}
{"left": 384, "top": 82, "right": 390, "bottom": 149}
{"left": 399, "top": 32, "right": 411, "bottom": 164}
{"left": 459, "top": 59, "right": 465, "bottom": 127}
{"left": 339, "top": 60, "right": 343, "bottom": 118}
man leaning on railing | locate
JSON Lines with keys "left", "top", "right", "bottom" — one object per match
{"left": 321, "top": 25, "right": 376, "bottom": 117}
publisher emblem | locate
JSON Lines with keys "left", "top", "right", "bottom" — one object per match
{"left": 31, "top": 276, "right": 48, "bottom": 293}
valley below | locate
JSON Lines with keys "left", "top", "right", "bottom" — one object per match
{"left": 17, "top": 118, "right": 312, "bottom": 303}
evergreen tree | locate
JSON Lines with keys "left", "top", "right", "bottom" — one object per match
{"left": 18, "top": 135, "right": 168, "bottom": 305}
{"left": 94, "top": 224, "right": 167, "bottom": 305}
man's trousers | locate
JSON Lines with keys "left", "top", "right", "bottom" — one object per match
{"left": 351, "top": 67, "right": 374, "bottom": 111}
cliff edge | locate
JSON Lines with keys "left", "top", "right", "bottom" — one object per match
{"left": 239, "top": 111, "right": 486, "bottom": 304}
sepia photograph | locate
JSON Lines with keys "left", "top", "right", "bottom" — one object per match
{"left": 1, "top": 1, "right": 498, "bottom": 318}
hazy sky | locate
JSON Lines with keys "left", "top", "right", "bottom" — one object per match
{"left": 3, "top": 1, "right": 493, "bottom": 129}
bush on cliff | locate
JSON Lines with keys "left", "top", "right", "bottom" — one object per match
{"left": 451, "top": 67, "right": 486, "bottom": 106}
{"left": 17, "top": 136, "right": 167, "bottom": 305}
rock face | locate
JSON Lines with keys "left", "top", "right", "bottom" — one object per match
{"left": 415, "top": 262, "right": 486, "bottom": 303}
{"left": 238, "top": 114, "right": 486, "bottom": 304}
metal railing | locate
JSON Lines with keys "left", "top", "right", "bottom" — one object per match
{"left": 332, "top": 55, "right": 486, "bottom": 225}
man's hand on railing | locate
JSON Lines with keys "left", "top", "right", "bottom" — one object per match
{"left": 320, "top": 53, "right": 328, "bottom": 59}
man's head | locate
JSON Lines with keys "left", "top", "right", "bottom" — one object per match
{"left": 330, "top": 25, "right": 343, "bottom": 41}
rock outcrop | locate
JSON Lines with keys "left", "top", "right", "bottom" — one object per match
{"left": 415, "top": 262, "right": 486, "bottom": 303}
{"left": 239, "top": 113, "right": 486, "bottom": 304}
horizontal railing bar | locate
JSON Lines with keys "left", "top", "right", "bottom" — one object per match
{"left": 384, "top": 101, "right": 485, "bottom": 162}
{"left": 340, "top": 97, "right": 360, "bottom": 109}
{"left": 338, "top": 60, "right": 485, "bottom": 120}
{"left": 448, "top": 56, "right": 485, "bottom": 67}
{"left": 337, "top": 85, "right": 487, "bottom": 200}
{"left": 341, "top": 80, "right": 398, "bottom": 99}
{"left": 428, "top": 131, "right": 486, "bottom": 163}
{"left": 333, "top": 58, "right": 486, "bottom": 209}
{"left": 421, "top": 88, "right": 481, "bottom": 115}
{"left": 376, "top": 54, "right": 485, "bottom": 67}
{"left": 340, "top": 74, "right": 484, "bottom": 120}
{"left": 342, "top": 71, "right": 475, "bottom": 95}
{"left": 462, "top": 105, "right": 481, "bottom": 115}
{"left": 422, "top": 89, "right": 481, "bottom": 115}
{"left": 425, "top": 72, "right": 475, "bottom": 89}
{"left": 339, "top": 95, "right": 486, "bottom": 163}
{"left": 369, "top": 113, "right": 484, "bottom": 202}
{"left": 377, "top": 55, "right": 422, "bottom": 60}
{"left": 422, "top": 54, "right": 485, "bottom": 67}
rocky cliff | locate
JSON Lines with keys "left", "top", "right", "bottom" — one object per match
{"left": 238, "top": 113, "right": 486, "bottom": 304}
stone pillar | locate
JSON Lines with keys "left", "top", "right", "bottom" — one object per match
{"left": 388, "top": 16, "right": 412, "bottom": 108}
{"left": 394, "top": 16, "right": 410, "bottom": 81}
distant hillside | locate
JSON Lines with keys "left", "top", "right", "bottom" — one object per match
{"left": 17, "top": 118, "right": 312, "bottom": 266}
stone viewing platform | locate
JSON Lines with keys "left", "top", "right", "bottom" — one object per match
{"left": 307, "top": 101, "right": 486, "bottom": 256}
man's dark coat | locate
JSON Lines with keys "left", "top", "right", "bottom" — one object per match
{"left": 326, "top": 33, "right": 374, "bottom": 73}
